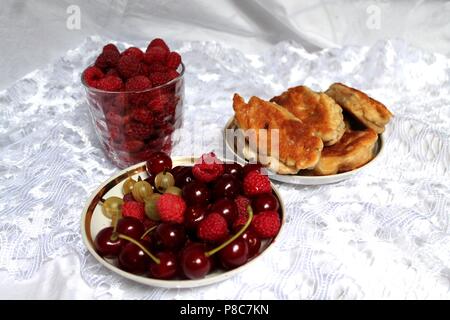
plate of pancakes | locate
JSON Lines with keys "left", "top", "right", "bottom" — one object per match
{"left": 224, "top": 83, "right": 392, "bottom": 185}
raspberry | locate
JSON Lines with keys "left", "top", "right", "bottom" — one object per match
{"left": 146, "top": 38, "right": 170, "bottom": 53}
{"left": 103, "top": 43, "right": 120, "bottom": 54}
{"left": 148, "top": 94, "right": 170, "bottom": 115}
{"left": 149, "top": 72, "right": 169, "bottom": 87}
{"left": 197, "top": 213, "right": 229, "bottom": 242}
{"left": 167, "top": 69, "right": 180, "bottom": 81}
{"left": 95, "top": 49, "right": 120, "bottom": 69}
{"left": 106, "top": 68, "right": 119, "bottom": 77}
{"left": 148, "top": 63, "right": 168, "bottom": 73}
{"left": 96, "top": 75, "right": 123, "bottom": 91}
{"left": 122, "top": 47, "right": 144, "bottom": 61}
{"left": 121, "top": 140, "right": 144, "bottom": 153}
{"left": 144, "top": 47, "right": 168, "bottom": 64}
{"left": 108, "top": 125, "right": 122, "bottom": 142}
{"left": 243, "top": 171, "right": 271, "bottom": 196}
{"left": 125, "top": 75, "right": 151, "bottom": 92}
{"left": 251, "top": 211, "right": 280, "bottom": 239}
{"left": 233, "top": 196, "right": 251, "bottom": 231}
{"left": 192, "top": 152, "right": 224, "bottom": 183}
{"left": 117, "top": 55, "right": 141, "bottom": 79}
{"left": 125, "top": 122, "right": 153, "bottom": 139}
{"left": 106, "top": 111, "right": 125, "bottom": 127}
{"left": 166, "top": 52, "right": 181, "bottom": 69}
{"left": 242, "top": 163, "right": 263, "bottom": 178}
{"left": 83, "top": 66, "right": 104, "bottom": 87}
{"left": 139, "top": 63, "right": 151, "bottom": 76}
{"left": 122, "top": 201, "right": 145, "bottom": 222}
{"left": 157, "top": 193, "right": 186, "bottom": 224}
{"left": 112, "top": 93, "right": 128, "bottom": 114}
{"left": 130, "top": 108, "right": 153, "bottom": 125}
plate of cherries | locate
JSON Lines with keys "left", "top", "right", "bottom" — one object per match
{"left": 81, "top": 152, "right": 284, "bottom": 288}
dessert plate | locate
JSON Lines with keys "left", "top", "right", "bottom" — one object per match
{"left": 224, "top": 117, "right": 384, "bottom": 185}
{"left": 81, "top": 156, "right": 285, "bottom": 288}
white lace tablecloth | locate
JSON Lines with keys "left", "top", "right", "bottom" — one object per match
{"left": 0, "top": 36, "right": 449, "bottom": 299}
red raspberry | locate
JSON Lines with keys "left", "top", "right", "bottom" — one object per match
{"left": 139, "top": 63, "right": 151, "bottom": 76}
{"left": 122, "top": 47, "right": 144, "bottom": 61}
{"left": 148, "top": 63, "right": 168, "bottom": 73}
{"left": 197, "top": 213, "right": 229, "bottom": 243}
{"left": 233, "top": 196, "right": 251, "bottom": 231}
{"left": 167, "top": 69, "right": 180, "bottom": 81}
{"left": 166, "top": 52, "right": 181, "bottom": 69}
{"left": 146, "top": 38, "right": 170, "bottom": 53}
{"left": 130, "top": 108, "right": 153, "bottom": 125}
{"left": 122, "top": 201, "right": 145, "bottom": 222}
{"left": 148, "top": 94, "right": 170, "bottom": 115}
{"left": 157, "top": 193, "right": 186, "bottom": 224}
{"left": 125, "top": 122, "right": 153, "bottom": 139}
{"left": 106, "top": 68, "right": 119, "bottom": 77}
{"left": 117, "top": 55, "right": 141, "bottom": 79}
{"left": 243, "top": 171, "right": 271, "bottom": 196}
{"left": 103, "top": 43, "right": 120, "bottom": 54}
{"left": 192, "top": 152, "right": 224, "bottom": 183}
{"left": 95, "top": 50, "right": 120, "bottom": 70}
{"left": 149, "top": 72, "right": 169, "bottom": 87}
{"left": 125, "top": 75, "right": 151, "bottom": 92}
{"left": 96, "top": 75, "right": 123, "bottom": 91}
{"left": 121, "top": 140, "right": 144, "bottom": 153}
{"left": 106, "top": 111, "right": 125, "bottom": 127}
{"left": 83, "top": 66, "right": 104, "bottom": 87}
{"left": 144, "top": 47, "right": 168, "bottom": 64}
{"left": 251, "top": 211, "right": 280, "bottom": 239}
{"left": 108, "top": 125, "right": 122, "bottom": 142}
{"left": 112, "top": 93, "right": 128, "bottom": 114}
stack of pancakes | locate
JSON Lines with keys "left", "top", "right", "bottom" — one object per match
{"left": 232, "top": 83, "right": 392, "bottom": 175}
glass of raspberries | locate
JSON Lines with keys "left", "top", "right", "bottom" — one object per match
{"left": 81, "top": 38, "right": 184, "bottom": 169}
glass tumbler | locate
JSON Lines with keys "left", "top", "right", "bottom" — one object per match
{"left": 82, "top": 64, "right": 184, "bottom": 169}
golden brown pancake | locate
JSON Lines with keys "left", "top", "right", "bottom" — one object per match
{"left": 325, "top": 83, "right": 392, "bottom": 133}
{"left": 271, "top": 86, "right": 345, "bottom": 145}
{"left": 233, "top": 94, "right": 324, "bottom": 172}
{"left": 313, "top": 128, "right": 378, "bottom": 175}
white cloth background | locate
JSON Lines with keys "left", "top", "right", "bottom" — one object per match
{"left": 0, "top": 0, "right": 449, "bottom": 300}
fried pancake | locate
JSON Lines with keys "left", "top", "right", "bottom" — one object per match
{"left": 325, "top": 83, "right": 392, "bottom": 133}
{"left": 271, "top": 86, "right": 345, "bottom": 145}
{"left": 313, "top": 128, "right": 378, "bottom": 175}
{"left": 233, "top": 94, "right": 324, "bottom": 172}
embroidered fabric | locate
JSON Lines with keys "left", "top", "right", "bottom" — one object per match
{"left": 0, "top": 36, "right": 449, "bottom": 299}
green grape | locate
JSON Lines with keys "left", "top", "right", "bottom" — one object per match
{"left": 102, "top": 196, "right": 123, "bottom": 219}
{"left": 132, "top": 180, "right": 154, "bottom": 202}
{"left": 123, "top": 177, "right": 137, "bottom": 194}
{"left": 154, "top": 171, "right": 175, "bottom": 193}
{"left": 145, "top": 193, "right": 161, "bottom": 221}
{"left": 164, "top": 186, "right": 182, "bottom": 196}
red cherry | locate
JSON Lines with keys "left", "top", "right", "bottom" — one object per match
{"left": 118, "top": 240, "right": 150, "bottom": 274}
{"left": 146, "top": 151, "right": 172, "bottom": 174}
{"left": 94, "top": 227, "right": 124, "bottom": 259}
{"left": 149, "top": 251, "right": 178, "bottom": 280}
{"left": 182, "top": 181, "right": 211, "bottom": 206}
{"left": 172, "top": 166, "right": 194, "bottom": 188}
{"left": 117, "top": 216, "right": 145, "bottom": 240}
{"left": 154, "top": 223, "right": 187, "bottom": 250}
{"left": 180, "top": 243, "right": 211, "bottom": 279}
{"left": 213, "top": 174, "right": 241, "bottom": 199}
{"left": 252, "top": 193, "right": 279, "bottom": 213}
{"left": 184, "top": 206, "right": 207, "bottom": 231}
{"left": 210, "top": 198, "right": 238, "bottom": 226}
{"left": 241, "top": 230, "right": 261, "bottom": 258}
{"left": 224, "top": 163, "right": 243, "bottom": 179}
{"left": 218, "top": 237, "right": 249, "bottom": 269}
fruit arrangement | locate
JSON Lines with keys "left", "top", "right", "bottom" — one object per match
{"left": 93, "top": 152, "right": 282, "bottom": 280}
{"left": 81, "top": 38, "right": 184, "bottom": 168}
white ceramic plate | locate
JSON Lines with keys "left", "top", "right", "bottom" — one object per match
{"left": 81, "top": 156, "right": 285, "bottom": 288}
{"left": 224, "top": 117, "right": 384, "bottom": 185}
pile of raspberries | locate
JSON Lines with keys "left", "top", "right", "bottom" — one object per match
{"left": 83, "top": 38, "right": 182, "bottom": 91}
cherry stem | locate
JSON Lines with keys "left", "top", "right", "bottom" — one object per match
{"left": 206, "top": 205, "right": 254, "bottom": 257}
{"left": 110, "top": 211, "right": 120, "bottom": 241}
{"left": 118, "top": 234, "right": 161, "bottom": 264}
{"left": 140, "top": 226, "right": 157, "bottom": 240}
